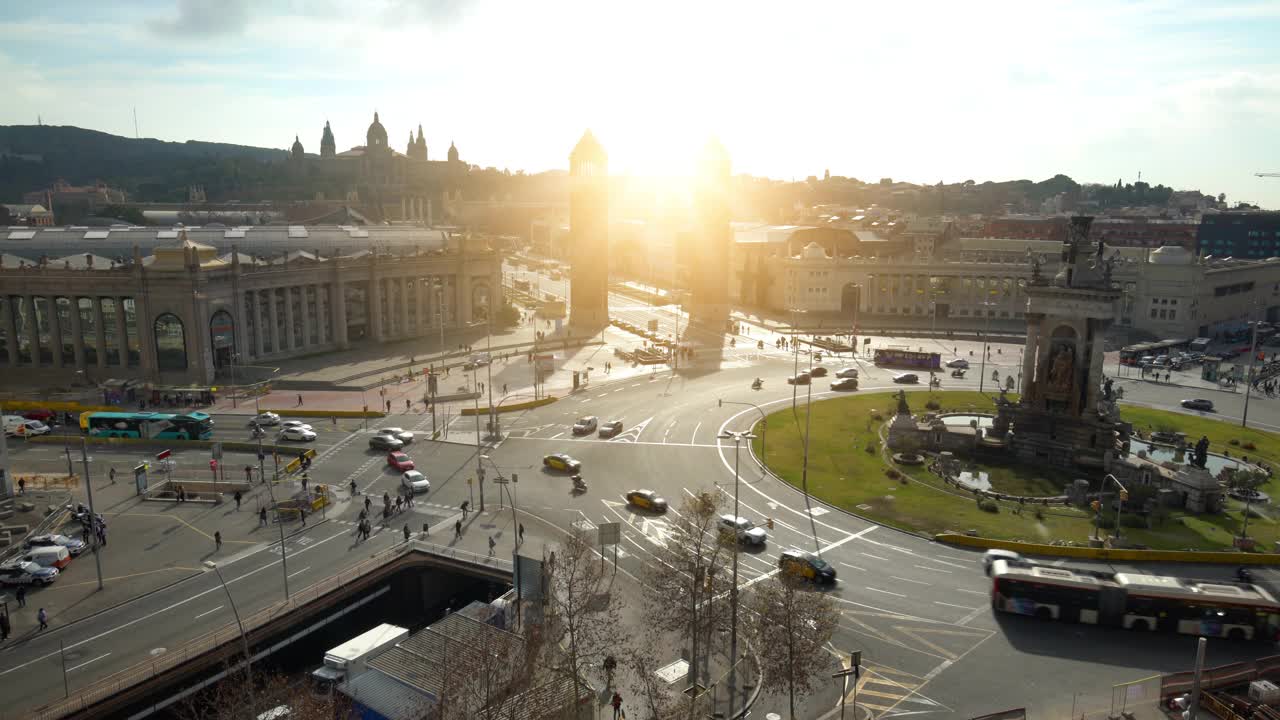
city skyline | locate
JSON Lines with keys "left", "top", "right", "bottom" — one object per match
{"left": 2, "top": 0, "right": 1279, "bottom": 208}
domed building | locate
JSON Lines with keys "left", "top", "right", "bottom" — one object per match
{"left": 292, "top": 112, "right": 467, "bottom": 223}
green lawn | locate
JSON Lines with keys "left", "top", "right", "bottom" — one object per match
{"left": 755, "top": 390, "right": 1280, "bottom": 550}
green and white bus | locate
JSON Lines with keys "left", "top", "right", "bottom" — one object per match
{"left": 83, "top": 411, "right": 215, "bottom": 440}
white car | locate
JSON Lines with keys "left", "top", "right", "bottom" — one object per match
{"left": 572, "top": 416, "right": 598, "bottom": 435}
{"left": 250, "top": 412, "right": 281, "bottom": 426}
{"left": 982, "top": 549, "right": 1024, "bottom": 575}
{"left": 718, "top": 515, "right": 768, "bottom": 546}
{"left": 0, "top": 560, "right": 58, "bottom": 586}
{"left": 281, "top": 420, "right": 314, "bottom": 431}
{"left": 26, "top": 533, "right": 88, "bottom": 557}
{"left": 379, "top": 427, "right": 415, "bottom": 444}
{"left": 402, "top": 470, "right": 430, "bottom": 494}
{"left": 280, "top": 426, "right": 317, "bottom": 442}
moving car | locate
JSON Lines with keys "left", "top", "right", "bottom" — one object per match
{"left": 25, "top": 533, "right": 88, "bottom": 557}
{"left": 543, "top": 453, "right": 582, "bottom": 472}
{"left": 625, "top": 489, "right": 668, "bottom": 512}
{"left": 401, "top": 470, "right": 430, "bottom": 494}
{"left": 387, "top": 452, "right": 415, "bottom": 471}
{"left": 1181, "top": 398, "right": 1215, "bottom": 412}
{"left": 718, "top": 515, "right": 767, "bottom": 546}
{"left": 809, "top": 366, "right": 829, "bottom": 378}
{"left": 281, "top": 420, "right": 313, "bottom": 431}
{"left": 379, "top": 427, "right": 415, "bottom": 444}
{"left": 250, "top": 412, "right": 281, "bottom": 426}
{"left": 572, "top": 416, "right": 598, "bottom": 435}
{"left": 4, "top": 417, "right": 50, "bottom": 437}
{"left": 598, "top": 420, "right": 624, "bottom": 439}
{"left": 787, "top": 373, "right": 812, "bottom": 385}
{"left": 893, "top": 373, "right": 919, "bottom": 384}
{"left": 982, "top": 549, "right": 1024, "bottom": 576}
{"left": 369, "top": 434, "right": 404, "bottom": 451}
{"left": 280, "top": 426, "right": 317, "bottom": 442}
{"left": 463, "top": 353, "right": 492, "bottom": 370}
{"left": 0, "top": 560, "right": 58, "bottom": 586}
{"left": 946, "top": 359, "right": 969, "bottom": 369}
{"left": 778, "top": 550, "right": 836, "bottom": 584}
{"left": 830, "top": 377, "right": 859, "bottom": 391}
{"left": 836, "top": 368, "right": 859, "bottom": 379}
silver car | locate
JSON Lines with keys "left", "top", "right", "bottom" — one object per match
{"left": 718, "top": 515, "right": 767, "bottom": 546}
{"left": 379, "top": 427, "right": 415, "bottom": 444}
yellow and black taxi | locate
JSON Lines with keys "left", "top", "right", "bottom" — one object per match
{"left": 778, "top": 550, "right": 837, "bottom": 584}
{"left": 543, "top": 453, "right": 582, "bottom": 473}
{"left": 625, "top": 489, "right": 668, "bottom": 513}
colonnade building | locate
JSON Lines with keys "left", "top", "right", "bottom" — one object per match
{"left": 0, "top": 225, "right": 501, "bottom": 387}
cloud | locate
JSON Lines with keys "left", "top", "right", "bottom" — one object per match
{"left": 379, "top": 0, "right": 473, "bottom": 26}
{"left": 149, "top": 0, "right": 250, "bottom": 37}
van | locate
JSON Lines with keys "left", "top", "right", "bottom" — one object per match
{"left": 3, "top": 416, "right": 49, "bottom": 438}
{"left": 22, "top": 545, "right": 72, "bottom": 569}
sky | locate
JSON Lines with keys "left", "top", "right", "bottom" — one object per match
{"left": 3, "top": 0, "right": 1280, "bottom": 208}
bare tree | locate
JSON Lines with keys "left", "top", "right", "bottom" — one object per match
{"left": 745, "top": 574, "right": 840, "bottom": 719}
{"left": 625, "top": 646, "right": 704, "bottom": 720}
{"left": 637, "top": 489, "right": 730, "bottom": 719}
{"left": 171, "top": 663, "right": 353, "bottom": 720}
{"left": 540, "top": 527, "right": 623, "bottom": 714}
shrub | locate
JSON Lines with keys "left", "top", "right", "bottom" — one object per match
{"left": 1034, "top": 507, "right": 1045, "bottom": 521}
{"left": 978, "top": 498, "right": 999, "bottom": 513}
{"left": 1230, "top": 439, "right": 1241, "bottom": 446}
{"left": 885, "top": 468, "right": 901, "bottom": 480}
{"left": 1244, "top": 442, "right": 1257, "bottom": 451}
{"left": 864, "top": 442, "right": 877, "bottom": 455}
{"left": 871, "top": 412, "right": 884, "bottom": 422}
{"left": 925, "top": 400, "right": 941, "bottom": 410}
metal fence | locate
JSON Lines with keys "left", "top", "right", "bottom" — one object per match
{"left": 30, "top": 540, "right": 512, "bottom": 719}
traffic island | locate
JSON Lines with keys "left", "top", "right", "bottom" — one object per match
{"left": 753, "top": 390, "right": 1280, "bottom": 552}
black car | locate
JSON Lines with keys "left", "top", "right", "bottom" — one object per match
{"left": 598, "top": 420, "right": 624, "bottom": 438}
{"left": 830, "top": 377, "right": 858, "bottom": 391}
{"left": 893, "top": 373, "right": 919, "bottom": 384}
{"left": 778, "top": 550, "right": 837, "bottom": 584}
{"left": 809, "top": 366, "right": 828, "bottom": 377}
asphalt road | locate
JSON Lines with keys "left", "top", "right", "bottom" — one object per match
{"left": 3, "top": 316, "right": 1280, "bottom": 718}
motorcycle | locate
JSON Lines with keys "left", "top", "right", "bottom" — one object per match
{"left": 67, "top": 503, "right": 104, "bottom": 527}
{"left": 571, "top": 474, "right": 587, "bottom": 493}
{"left": 751, "top": 378, "right": 763, "bottom": 390}
{"left": 251, "top": 426, "right": 265, "bottom": 439}
{"left": 951, "top": 369, "right": 966, "bottom": 378}
{"left": 929, "top": 377, "right": 942, "bottom": 389}
{"left": 1237, "top": 567, "right": 1254, "bottom": 583}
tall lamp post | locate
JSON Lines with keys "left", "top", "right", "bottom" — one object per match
{"left": 977, "top": 298, "right": 997, "bottom": 393}
{"left": 202, "top": 560, "right": 256, "bottom": 720}
{"left": 1242, "top": 299, "right": 1262, "bottom": 429}
{"left": 718, "top": 399, "right": 767, "bottom": 469}
{"left": 717, "top": 429, "right": 756, "bottom": 720}
{"left": 1104, "top": 473, "right": 1128, "bottom": 544}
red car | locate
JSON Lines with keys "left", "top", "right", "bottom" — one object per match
{"left": 387, "top": 452, "right": 415, "bottom": 471}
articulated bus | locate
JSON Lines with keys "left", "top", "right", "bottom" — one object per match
{"left": 873, "top": 348, "right": 941, "bottom": 370}
{"left": 83, "top": 411, "right": 215, "bottom": 440}
{"left": 990, "top": 560, "right": 1280, "bottom": 642}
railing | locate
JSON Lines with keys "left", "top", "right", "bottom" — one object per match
{"left": 31, "top": 540, "right": 511, "bottom": 719}
{"left": 1, "top": 500, "right": 71, "bottom": 564}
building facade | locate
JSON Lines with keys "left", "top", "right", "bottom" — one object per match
{"left": 567, "top": 131, "right": 609, "bottom": 329}
{"left": 0, "top": 225, "right": 500, "bottom": 387}
{"left": 1196, "top": 211, "right": 1280, "bottom": 260}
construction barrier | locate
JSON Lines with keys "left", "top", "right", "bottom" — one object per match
{"left": 934, "top": 532, "right": 1280, "bottom": 565}
{"left": 27, "top": 434, "right": 306, "bottom": 458}
{"left": 10, "top": 473, "right": 79, "bottom": 491}
{"left": 0, "top": 400, "right": 122, "bottom": 413}
{"left": 259, "top": 408, "right": 385, "bottom": 419}
{"left": 460, "top": 396, "right": 558, "bottom": 416}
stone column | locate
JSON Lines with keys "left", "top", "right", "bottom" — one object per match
{"left": 49, "top": 297, "right": 63, "bottom": 369}
{"left": 369, "top": 277, "right": 384, "bottom": 342}
{"left": 134, "top": 294, "right": 157, "bottom": 376}
{"left": 400, "top": 197, "right": 407, "bottom": 221}
{"left": 400, "top": 278, "right": 410, "bottom": 338}
{"left": 1, "top": 297, "right": 16, "bottom": 366}
{"left": 457, "top": 275, "right": 471, "bottom": 326}
{"left": 283, "top": 286, "right": 296, "bottom": 352}
{"left": 300, "top": 285, "right": 312, "bottom": 348}
{"left": 251, "top": 291, "right": 264, "bottom": 358}
{"left": 93, "top": 297, "right": 107, "bottom": 370}
{"left": 267, "top": 289, "right": 280, "bottom": 355}
{"left": 416, "top": 277, "right": 428, "bottom": 335}
{"left": 114, "top": 297, "right": 129, "bottom": 368}
{"left": 25, "top": 296, "right": 40, "bottom": 366}
{"left": 330, "top": 282, "right": 349, "bottom": 349}
{"left": 1022, "top": 313, "right": 1042, "bottom": 401}
{"left": 68, "top": 296, "right": 86, "bottom": 371}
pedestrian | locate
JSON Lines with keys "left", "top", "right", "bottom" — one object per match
{"left": 1, "top": 611, "right": 10, "bottom": 641}
{"left": 519, "top": 523, "right": 525, "bottom": 544}
{"left": 15, "top": 585, "right": 26, "bottom": 608}
{"left": 461, "top": 500, "right": 469, "bottom": 519}
{"left": 423, "top": 521, "right": 429, "bottom": 536}
{"left": 386, "top": 400, "right": 391, "bottom": 413}
{"left": 405, "top": 399, "right": 410, "bottom": 412}
{"left": 109, "top": 467, "right": 117, "bottom": 484}
{"left": 455, "top": 519, "right": 462, "bottom": 537}
{"left": 259, "top": 507, "right": 268, "bottom": 527}
{"left": 332, "top": 416, "right": 338, "bottom": 428}
{"left": 83, "top": 524, "right": 92, "bottom": 544}
{"left": 301, "top": 508, "right": 307, "bottom": 527}
{"left": 403, "top": 524, "right": 411, "bottom": 542}
{"left": 611, "top": 692, "right": 623, "bottom": 719}
{"left": 365, "top": 496, "right": 372, "bottom": 514}
{"left": 245, "top": 466, "right": 253, "bottom": 483}
{"left": 502, "top": 383, "right": 508, "bottom": 394}
{"left": 234, "top": 490, "right": 243, "bottom": 510}
{"left": 395, "top": 494, "right": 403, "bottom": 513}
{"left": 488, "top": 535, "right": 496, "bottom": 556}
{"left": 350, "top": 479, "right": 358, "bottom": 497}
{"left": 214, "top": 530, "right": 222, "bottom": 551}
{"left": 301, "top": 474, "right": 309, "bottom": 492}
{"left": 37, "top": 608, "right": 48, "bottom": 631}
{"left": 98, "top": 526, "right": 107, "bottom": 547}
{"left": 17, "top": 477, "right": 24, "bottom": 495}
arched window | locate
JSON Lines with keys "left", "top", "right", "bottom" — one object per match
{"left": 154, "top": 313, "right": 187, "bottom": 372}
{"left": 209, "top": 310, "right": 235, "bottom": 368}
{"left": 471, "top": 282, "right": 491, "bottom": 322}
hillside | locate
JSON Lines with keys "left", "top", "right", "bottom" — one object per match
{"left": 0, "top": 124, "right": 288, "bottom": 203}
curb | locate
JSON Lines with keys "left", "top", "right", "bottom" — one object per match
{"left": 934, "top": 532, "right": 1280, "bottom": 565}
{"left": 21, "top": 565, "right": 207, "bottom": 640}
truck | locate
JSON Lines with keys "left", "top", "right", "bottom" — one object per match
{"left": 310, "top": 623, "right": 408, "bottom": 696}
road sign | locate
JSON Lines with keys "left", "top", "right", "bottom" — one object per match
{"left": 155, "top": 449, "right": 171, "bottom": 461}
{"left": 598, "top": 522, "right": 621, "bottom": 546}
{"left": 211, "top": 442, "right": 223, "bottom": 460}
{"left": 493, "top": 477, "right": 509, "bottom": 485}
{"left": 511, "top": 473, "right": 518, "bottom": 483}
{"left": 209, "top": 459, "right": 218, "bottom": 471}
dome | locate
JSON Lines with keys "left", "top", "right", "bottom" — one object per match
{"left": 801, "top": 242, "right": 828, "bottom": 259}
{"left": 291, "top": 135, "right": 304, "bottom": 157}
{"left": 366, "top": 111, "right": 388, "bottom": 148}
{"left": 447, "top": 141, "right": 459, "bottom": 163}
{"left": 1149, "top": 245, "right": 1192, "bottom": 265}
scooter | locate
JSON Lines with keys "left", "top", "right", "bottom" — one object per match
{"left": 251, "top": 426, "right": 265, "bottom": 439}
{"left": 571, "top": 474, "right": 587, "bottom": 493}
{"left": 751, "top": 378, "right": 763, "bottom": 390}
{"left": 951, "top": 369, "right": 966, "bottom": 379}
{"left": 1237, "top": 567, "right": 1254, "bottom": 583}
{"left": 929, "top": 377, "right": 942, "bottom": 389}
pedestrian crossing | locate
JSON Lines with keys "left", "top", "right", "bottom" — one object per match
{"left": 843, "top": 664, "right": 942, "bottom": 717}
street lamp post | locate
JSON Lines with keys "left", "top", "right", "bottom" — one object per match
{"left": 1105, "top": 473, "right": 1128, "bottom": 545}
{"left": 203, "top": 561, "right": 256, "bottom": 720}
{"left": 718, "top": 399, "right": 767, "bottom": 469}
{"left": 257, "top": 435, "right": 290, "bottom": 599}
{"left": 1242, "top": 300, "right": 1262, "bottom": 429}
{"left": 717, "top": 429, "right": 756, "bottom": 720}
{"left": 978, "top": 299, "right": 996, "bottom": 393}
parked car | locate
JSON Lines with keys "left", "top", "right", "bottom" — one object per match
{"left": 401, "top": 470, "right": 431, "bottom": 494}
{"left": 25, "top": 534, "right": 88, "bottom": 557}
{"left": 250, "top": 412, "right": 281, "bottom": 426}
{"left": 572, "top": 416, "right": 598, "bottom": 435}
{"left": 893, "top": 373, "right": 919, "bottom": 384}
{"left": 0, "top": 560, "right": 58, "bottom": 586}
{"left": 280, "top": 426, "right": 317, "bottom": 442}
{"left": 378, "top": 427, "right": 415, "bottom": 444}
{"left": 599, "top": 420, "right": 624, "bottom": 438}
{"left": 1181, "top": 399, "right": 1215, "bottom": 412}
{"left": 369, "top": 434, "right": 404, "bottom": 451}
{"left": 21, "top": 545, "right": 71, "bottom": 569}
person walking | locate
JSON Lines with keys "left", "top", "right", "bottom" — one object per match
{"left": 97, "top": 525, "right": 107, "bottom": 547}
{"left": 297, "top": 393, "right": 304, "bottom": 407}
{"left": 109, "top": 467, "right": 117, "bottom": 484}
{"left": 405, "top": 399, "right": 410, "bottom": 412}
{"left": 403, "top": 524, "right": 411, "bottom": 542}
{"left": 245, "top": 465, "right": 253, "bottom": 483}
{"left": 455, "top": 519, "right": 462, "bottom": 538}
{"left": 214, "top": 530, "right": 222, "bottom": 551}
{"left": 488, "top": 535, "right": 496, "bottom": 556}
{"left": 234, "top": 490, "right": 243, "bottom": 511}
{"left": 301, "top": 474, "right": 309, "bottom": 493}
{"left": 386, "top": 400, "right": 392, "bottom": 413}
{"left": 502, "top": 383, "right": 508, "bottom": 394}
{"left": 15, "top": 585, "right": 26, "bottom": 608}
{"left": 37, "top": 608, "right": 48, "bottom": 632}
{"left": 365, "top": 496, "right": 372, "bottom": 514}
{"left": 611, "top": 692, "right": 623, "bottom": 719}
{"left": 518, "top": 523, "right": 525, "bottom": 544}
{"left": 350, "top": 479, "right": 358, "bottom": 497}
{"left": 17, "top": 478, "right": 24, "bottom": 495}
{"left": 259, "top": 507, "right": 268, "bottom": 527}
{"left": 1, "top": 611, "right": 10, "bottom": 641}
{"left": 461, "top": 501, "right": 469, "bottom": 520}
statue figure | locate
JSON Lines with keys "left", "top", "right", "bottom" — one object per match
{"left": 896, "top": 389, "right": 910, "bottom": 415}
{"left": 1115, "top": 386, "right": 1125, "bottom": 400}
{"left": 1027, "top": 248, "right": 1043, "bottom": 283}
{"left": 1193, "top": 435, "right": 1210, "bottom": 469}
{"left": 1103, "top": 377, "right": 1114, "bottom": 401}
{"left": 1048, "top": 346, "right": 1075, "bottom": 392}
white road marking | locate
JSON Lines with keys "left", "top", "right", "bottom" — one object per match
{"left": 956, "top": 588, "right": 987, "bottom": 596}
{"left": 287, "top": 566, "right": 311, "bottom": 578}
{"left": 892, "top": 576, "right": 931, "bottom": 586}
{"left": 691, "top": 421, "right": 702, "bottom": 445}
{"left": 861, "top": 553, "right": 889, "bottom": 561}
{"left": 866, "top": 586, "right": 906, "bottom": 598}
{"left": 958, "top": 605, "right": 988, "bottom": 626}
{"left": 933, "top": 601, "right": 976, "bottom": 610}
{"left": 914, "top": 565, "right": 953, "bottom": 574}
{"left": 550, "top": 432, "right": 564, "bottom": 439}
{"left": 194, "top": 605, "right": 224, "bottom": 620}
{"left": 67, "top": 653, "right": 111, "bottom": 672}
{"left": 839, "top": 562, "right": 866, "bottom": 572}
{"left": 935, "top": 553, "right": 972, "bottom": 562}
